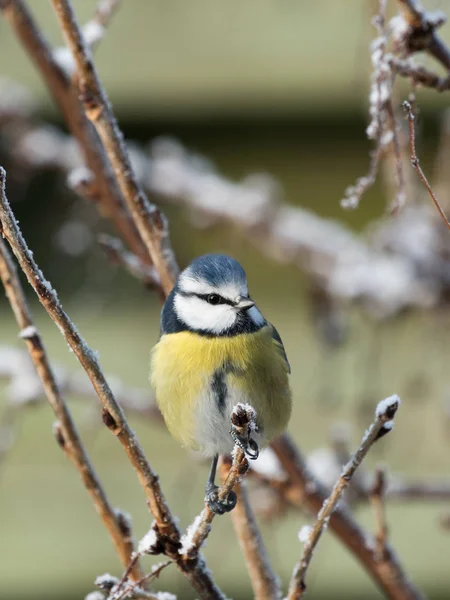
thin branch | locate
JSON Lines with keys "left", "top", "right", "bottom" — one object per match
{"left": 288, "top": 395, "right": 402, "bottom": 599}
{"left": 51, "top": 0, "right": 178, "bottom": 296}
{"left": 98, "top": 234, "right": 161, "bottom": 288}
{"left": 396, "top": 0, "right": 450, "bottom": 69}
{"left": 0, "top": 0, "right": 150, "bottom": 266}
{"left": 111, "top": 560, "right": 173, "bottom": 600}
{"left": 0, "top": 167, "right": 224, "bottom": 600}
{"left": 226, "top": 474, "right": 282, "bottom": 600}
{"left": 181, "top": 405, "right": 255, "bottom": 560}
{"left": 0, "top": 236, "right": 143, "bottom": 581}
{"left": 389, "top": 57, "right": 450, "bottom": 91}
{"left": 370, "top": 467, "right": 389, "bottom": 561}
{"left": 272, "top": 432, "right": 425, "bottom": 600}
{"left": 403, "top": 100, "right": 450, "bottom": 229}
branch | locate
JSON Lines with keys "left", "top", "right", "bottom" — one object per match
{"left": 403, "top": 100, "right": 450, "bottom": 229}
{"left": 395, "top": 0, "right": 450, "bottom": 69}
{"left": 370, "top": 467, "right": 389, "bottom": 562}
{"left": 0, "top": 0, "right": 150, "bottom": 266}
{"left": 287, "top": 395, "right": 402, "bottom": 599}
{"left": 51, "top": 0, "right": 178, "bottom": 296}
{"left": 389, "top": 57, "right": 450, "bottom": 91}
{"left": 180, "top": 405, "right": 255, "bottom": 560}
{"left": 98, "top": 234, "right": 161, "bottom": 288}
{"left": 0, "top": 167, "right": 224, "bottom": 600}
{"left": 226, "top": 475, "right": 282, "bottom": 600}
{"left": 0, "top": 236, "right": 143, "bottom": 581}
{"left": 272, "top": 431, "right": 425, "bottom": 600}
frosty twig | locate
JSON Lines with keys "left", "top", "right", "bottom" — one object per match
{"left": 287, "top": 395, "right": 404, "bottom": 599}
{"left": 51, "top": 0, "right": 179, "bottom": 295}
{"left": 403, "top": 101, "right": 450, "bottom": 229}
{"left": 228, "top": 477, "right": 281, "bottom": 600}
{"left": 0, "top": 234, "right": 143, "bottom": 581}
{"left": 0, "top": 166, "right": 224, "bottom": 600}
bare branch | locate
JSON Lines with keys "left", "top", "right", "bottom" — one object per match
{"left": 288, "top": 395, "right": 402, "bottom": 599}
{"left": 181, "top": 405, "right": 255, "bottom": 560}
{"left": 0, "top": 166, "right": 224, "bottom": 600}
{"left": 50, "top": 0, "right": 178, "bottom": 296}
{"left": 0, "top": 235, "right": 143, "bottom": 581}
{"left": 0, "top": 0, "right": 150, "bottom": 266}
{"left": 389, "top": 57, "right": 450, "bottom": 90}
{"left": 227, "top": 475, "right": 282, "bottom": 600}
{"left": 370, "top": 467, "right": 389, "bottom": 561}
{"left": 403, "top": 100, "right": 450, "bottom": 229}
{"left": 98, "top": 234, "right": 161, "bottom": 288}
{"left": 272, "top": 431, "right": 425, "bottom": 600}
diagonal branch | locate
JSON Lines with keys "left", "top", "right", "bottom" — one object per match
{"left": 0, "top": 235, "right": 143, "bottom": 581}
{"left": 226, "top": 474, "right": 282, "bottom": 600}
{"left": 50, "top": 0, "right": 179, "bottom": 296}
{"left": 0, "top": 0, "right": 149, "bottom": 266}
{"left": 0, "top": 166, "right": 224, "bottom": 600}
{"left": 272, "top": 431, "right": 425, "bottom": 600}
{"left": 288, "top": 395, "right": 403, "bottom": 599}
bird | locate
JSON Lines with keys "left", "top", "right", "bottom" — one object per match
{"left": 150, "top": 254, "right": 292, "bottom": 514}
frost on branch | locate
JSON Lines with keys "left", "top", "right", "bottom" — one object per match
{"left": 376, "top": 394, "right": 401, "bottom": 419}
{"left": 137, "top": 522, "right": 160, "bottom": 555}
{"left": 95, "top": 573, "right": 120, "bottom": 592}
{"left": 179, "top": 511, "right": 206, "bottom": 555}
{"left": 298, "top": 525, "right": 313, "bottom": 544}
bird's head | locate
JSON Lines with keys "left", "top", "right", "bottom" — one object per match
{"left": 171, "top": 254, "right": 265, "bottom": 335}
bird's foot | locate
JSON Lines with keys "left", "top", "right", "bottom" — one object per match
{"left": 205, "top": 483, "right": 237, "bottom": 515}
{"left": 230, "top": 429, "right": 259, "bottom": 460}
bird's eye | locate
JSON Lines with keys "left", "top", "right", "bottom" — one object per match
{"left": 207, "top": 294, "right": 221, "bottom": 305}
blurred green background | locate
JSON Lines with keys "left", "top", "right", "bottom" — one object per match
{"left": 1, "top": 1, "right": 450, "bottom": 599}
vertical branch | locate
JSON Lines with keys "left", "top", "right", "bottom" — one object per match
{"left": 226, "top": 474, "right": 281, "bottom": 600}
{"left": 0, "top": 235, "right": 143, "bottom": 581}
{"left": 50, "top": 0, "right": 179, "bottom": 296}
{"left": 370, "top": 467, "right": 389, "bottom": 561}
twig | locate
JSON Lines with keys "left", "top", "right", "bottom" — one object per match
{"left": 0, "top": 235, "right": 143, "bottom": 581}
{"left": 0, "top": 0, "right": 150, "bottom": 266}
{"left": 111, "top": 560, "right": 173, "bottom": 600}
{"left": 51, "top": 0, "right": 178, "bottom": 296}
{"left": 226, "top": 475, "right": 281, "bottom": 600}
{"left": 396, "top": 0, "right": 450, "bottom": 69}
{"left": 0, "top": 167, "right": 224, "bottom": 600}
{"left": 403, "top": 100, "right": 450, "bottom": 229}
{"left": 181, "top": 405, "right": 254, "bottom": 559}
{"left": 287, "top": 395, "right": 402, "bottom": 599}
{"left": 273, "top": 443, "right": 425, "bottom": 597}
{"left": 98, "top": 234, "right": 161, "bottom": 287}
{"left": 370, "top": 467, "right": 389, "bottom": 561}
{"left": 389, "top": 57, "right": 450, "bottom": 91}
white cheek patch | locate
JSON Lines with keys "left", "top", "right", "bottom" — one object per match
{"left": 174, "top": 294, "right": 237, "bottom": 333}
{"left": 248, "top": 306, "right": 265, "bottom": 326}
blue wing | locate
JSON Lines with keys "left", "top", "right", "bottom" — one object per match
{"left": 269, "top": 323, "right": 291, "bottom": 374}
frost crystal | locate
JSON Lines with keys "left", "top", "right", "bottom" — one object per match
{"left": 179, "top": 510, "right": 205, "bottom": 554}
{"left": 375, "top": 394, "right": 401, "bottom": 418}
{"left": 18, "top": 325, "right": 37, "bottom": 339}
{"left": 155, "top": 593, "right": 177, "bottom": 600}
{"left": 298, "top": 525, "right": 313, "bottom": 544}
{"left": 138, "top": 524, "right": 158, "bottom": 554}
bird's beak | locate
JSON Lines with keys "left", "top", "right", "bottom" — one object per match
{"left": 234, "top": 296, "right": 255, "bottom": 311}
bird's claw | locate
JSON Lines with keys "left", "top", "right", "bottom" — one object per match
{"left": 205, "top": 484, "right": 237, "bottom": 515}
{"left": 230, "top": 429, "right": 259, "bottom": 460}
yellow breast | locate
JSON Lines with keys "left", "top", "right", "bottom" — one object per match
{"left": 150, "top": 327, "right": 291, "bottom": 453}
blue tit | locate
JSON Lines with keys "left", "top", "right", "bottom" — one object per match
{"left": 150, "top": 253, "right": 292, "bottom": 514}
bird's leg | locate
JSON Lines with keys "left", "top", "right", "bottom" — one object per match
{"left": 230, "top": 428, "right": 259, "bottom": 460}
{"left": 205, "top": 454, "right": 237, "bottom": 515}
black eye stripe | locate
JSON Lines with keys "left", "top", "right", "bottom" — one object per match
{"left": 176, "top": 290, "right": 234, "bottom": 305}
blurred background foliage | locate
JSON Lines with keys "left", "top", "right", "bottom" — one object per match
{"left": 0, "top": 1, "right": 450, "bottom": 599}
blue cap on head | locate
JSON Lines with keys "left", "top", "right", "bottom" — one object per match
{"left": 185, "top": 254, "right": 247, "bottom": 287}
